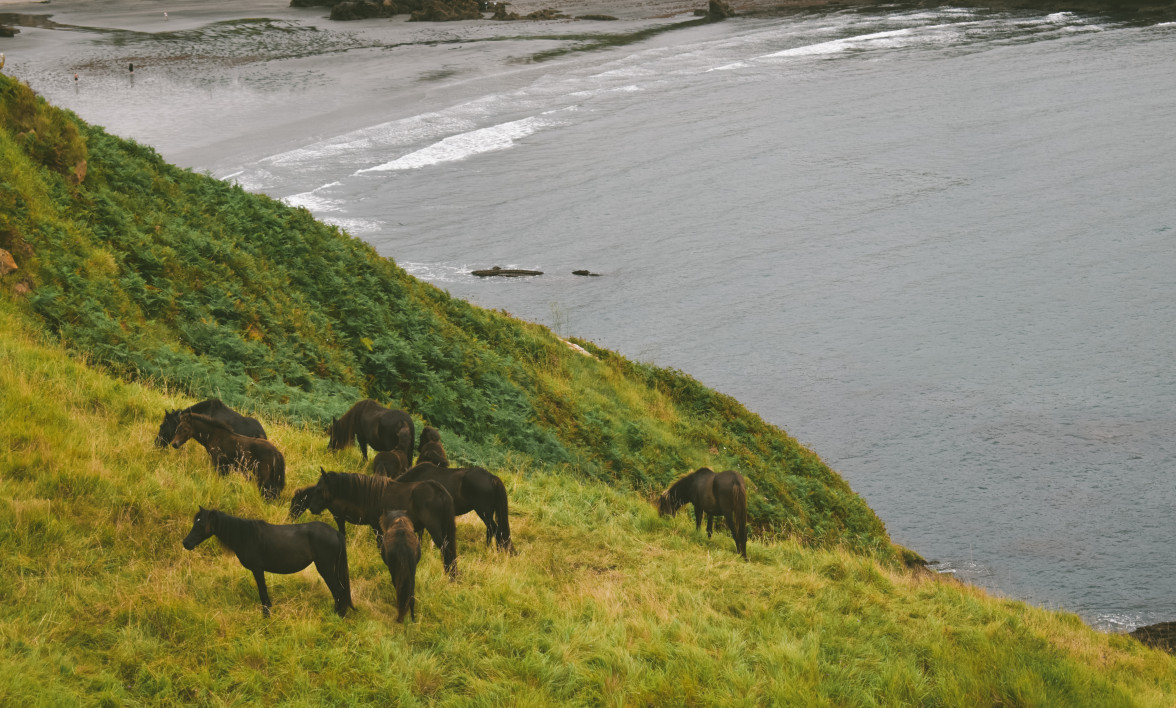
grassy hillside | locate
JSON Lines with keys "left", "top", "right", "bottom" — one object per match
{"left": 0, "top": 71, "right": 886, "bottom": 553}
{"left": 3, "top": 287, "right": 1176, "bottom": 705}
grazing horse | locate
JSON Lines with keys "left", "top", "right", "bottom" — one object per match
{"left": 327, "top": 399, "right": 414, "bottom": 463}
{"left": 379, "top": 510, "right": 421, "bottom": 623}
{"left": 415, "top": 427, "right": 449, "bottom": 468}
{"left": 395, "top": 463, "right": 512, "bottom": 551}
{"left": 171, "top": 412, "right": 286, "bottom": 501}
{"left": 371, "top": 449, "right": 409, "bottom": 478}
{"left": 656, "top": 468, "right": 748, "bottom": 560}
{"left": 182, "top": 507, "right": 353, "bottom": 617}
{"left": 289, "top": 469, "right": 457, "bottom": 578}
{"left": 155, "top": 398, "right": 266, "bottom": 448}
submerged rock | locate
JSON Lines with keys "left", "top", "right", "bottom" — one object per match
{"left": 471, "top": 266, "right": 543, "bottom": 277}
{"left": 572, "top": 270, "right": 601, "bottom": 276}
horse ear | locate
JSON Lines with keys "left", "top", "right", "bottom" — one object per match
{"left": 319, "top": 466, "right": 326, "bottom": 476}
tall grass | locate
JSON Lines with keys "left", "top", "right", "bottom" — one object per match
{"left": 1, "top": 301, "right": 1174, "bottom": 705}
{"left": 0, "top": 71, "right": 886, "bottom": 552}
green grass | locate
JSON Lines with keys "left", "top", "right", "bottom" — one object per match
{"left": 2, "top": 300, "right": 1175, "bottom": 705}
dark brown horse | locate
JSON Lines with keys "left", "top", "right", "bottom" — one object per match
{"left": 379, "top": 510, "right": 421, "bottom": 623}
{"left": 289, "top": 469, "right": 457, "bottom": 578}
{"left": 182, "top": 507, "right": 353, "bottom": 617}
{"left": 656, "top": 468, "right": 748, "bottom": 560}
{"left": 371, "top": 449, "right": 409, "bottom": 478}
{"left": 415, "top": 427, "right": 449, "bottom": 468}
{"left": 327, "top": 399, "right": 413, "bottom": 462}
{"left": 171, "top": 412, "right": 286, "bottom": 501}
{"left": 395, "top": 463, "right": 512, "bottom": 551}
{"left": 155, "top": 398, "right": 266, "bottom": 448}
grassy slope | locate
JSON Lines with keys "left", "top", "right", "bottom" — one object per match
{"left": 3, "top": 296, "right": 1176, "bottom": 706}
{"left": 3, "top": 74, "right": 1176, "bottom": 705}
{"left": 1, "top": 72, "right": 884, "bottom": 553}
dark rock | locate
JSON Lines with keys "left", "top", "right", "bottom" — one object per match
{"left": 572, "top": 270, "right": 601, "bottom": 276}
{"left": 522, "top": 7, "right": 568, "bottom": 19}
{"left": 575, "top": 14, "right": 618, "bottom": 20}
{"left": 330, "top": 0, "right": 397, "bottom": 19}
{"left": 0, "top": 25, "right": 20, "bottom": 38}
{"left": 410, "top": 0, "right": 483, "bottom": 21}
{"left": 290, "top": 0, "right": 340, "bottom": 7}
{"left": 490, "top": 2, "right": 520, "bottom": 19}
{"left": 707, "top": 0, "right": 735, "bottom": 19}
{"left": 471, "top": 266, "right": 543, "bottom": 277}
{"left": 1131, "top": 622, "right": 1176, "bottom": 654}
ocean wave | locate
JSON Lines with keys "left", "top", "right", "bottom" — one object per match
{"left": 357, "top": 109, "right": 570, "bottom": 173}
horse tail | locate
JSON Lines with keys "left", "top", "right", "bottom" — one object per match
{"left": 732, "top": 477, "right": 748, "bottom": 560}
{"left": 267, "top": 449, "right": 287, "bottom": 500}
{"left": 492, "top": 476, "right": 512, "bottom": 552}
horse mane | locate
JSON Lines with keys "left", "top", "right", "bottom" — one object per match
{"left": 332, "top": 399, "right": 383, "bottom": 445}
{"left": 322, "top": 470, "right": 391, "bottom": 500}
{"left": 208, "top": 509, "right": 262, "bottom": 546}
{"left": 658, "top": 467, "right": 714, "bottom": 515}
{"left": 184, "top": 411, "right": 235, "bottom": 434}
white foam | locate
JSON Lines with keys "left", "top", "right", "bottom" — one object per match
{"left": 282, "top": 182, "right": 344, "bottom": 211}
{"left": 759, "top": 28, "right": 916, "bottom": 59}
{"left": 320, "top": 217, "right": 384, "bottom": 235}
{"left": 357, "top": 111, "right": 565, "bottom": 173}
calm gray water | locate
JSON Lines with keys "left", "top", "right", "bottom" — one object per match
{"left": 11, "top": 5, "right": 1176, "bottom": 630}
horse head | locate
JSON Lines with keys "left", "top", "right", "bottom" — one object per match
{"left": 326, "top": 417, "right": 343, "bottom": 451}
{"left": 154, "top": 409, "right": 180, "bottom": 448}
{"left": 182, "top": 506, "right": 214, "bottom": 550}
{"left": 655, "top": 489, "right": 682, "bottom": 517}
{"left": 419, "top": 426, "right": 441, "bottom": 446}
{"left": 170, "top": 412, "right": 196, "bottom": 449}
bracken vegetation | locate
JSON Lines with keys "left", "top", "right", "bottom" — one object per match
{"left": 3, "top": 72, "right": 1176, "bottom": 705}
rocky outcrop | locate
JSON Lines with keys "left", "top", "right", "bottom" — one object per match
{"left": 330, "top": 0, "right": 398, "bottom": 19}
{"left": 290, "top": 0, "right": 339, "bottom": 7}
{"left": 0, "top": 25, "right": 20, "bottom": 38}
{"left": 410, "top": 0, "right": 483, "bottom": 20}
{"left": 490, "top": 3, "right": 521, "bottom": 19}
{"left": 1130, "top": 622, "right": 1176, "bottom": 654}
{"left": 707, "top": 0, "right": 735, "bottom": 19}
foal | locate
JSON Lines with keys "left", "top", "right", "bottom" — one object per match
{"left": 379, "top": 510, "right": 421, "bottom": 623}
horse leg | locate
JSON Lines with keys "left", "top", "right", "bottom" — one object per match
{"left": 359, "top": 439, "right": 369, "bottom": 462}
{"left": 693, "top": 504, "right": 704, "bottom": 533}
{"left": 706, "top": 513, "right": 715, "bottom": 538}
{"left": 314, "top": 559, "right": 350, "bottom": 618}
{"left": 475, "top": 509, "right": 496, "bottom": 546}
{"left": 372, "top": 524, "right": 383, "bottom": 552}
{"left": 334, "top": 515, "right": 347, "bottom": 538}
{"left": 252, "top": 569, "right": 272, "bottom": 618}
{"left": 725, "top": 512, "right": 743, "bottom": 558}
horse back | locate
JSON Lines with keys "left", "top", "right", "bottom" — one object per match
{"left": 193, "top": 399, "right": 267, "bottom": 439}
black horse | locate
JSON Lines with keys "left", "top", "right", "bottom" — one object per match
{"left": 181, "top": 507, "right": 353, "bottom": 617}
{"left": 395, "top": 463, "right": 512, "bottom": 551}
{"left": 289, "top": 469, "right": 458, "bottom": 578}
{"left": 415, "top": 427, "right": 449, "bottom": 468}
{"left": 379, "top": 510, "right": 421, "bottom": 623}
{"left": 171, "top": 412, "right": 286, "bottom": 501}
{"left": 656, "top": 468, "right": 748, "bottom": 560}
{"left": 327, "top": 399, "right": 414, "bottom": 462}
{"left": 156, "top": 398, "right": 266, "bottom": 448}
